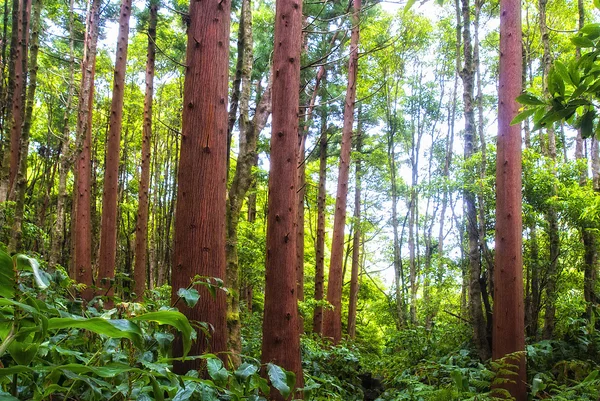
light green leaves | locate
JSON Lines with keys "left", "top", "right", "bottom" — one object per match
{"left": 267, "top": 363, "right": 296, "bottom": 400}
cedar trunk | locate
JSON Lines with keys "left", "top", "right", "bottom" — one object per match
{"left": 73, "top": 0, "right": 101, "bottom": 300}
{"left": 133, "top": 0, "right": 158, "bottom": 301}
{"left": 9, "top": 0, "right": 39, "bottom": 252}
{"left": 323, "top": 0, "right": 360, "bottom": 344}
{"left": 493, "top": 0, "right": 526, "bottom": 397}
{"left": 170, "top": 0, "right": 231, "bottom": 372}
{"left": 98, "top": 0, "right": 132, "bottom": 299}
{"left": 260, "top": 0, "right": 304, "bottom": 395}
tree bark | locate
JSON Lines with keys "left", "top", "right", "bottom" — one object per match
{"left": 133, "top": 0, "right": 158, "bottom": 301}
{"left": 73, "top": 0, "right": 101, "bottom": 301}
{"left": 313, "top": 83, "right": 327, "bottom": 335}
{"left": 458, "top": 0, "right": 490, "bottom": 360}
{"left": 260, "top": 0, "right": 304, "bottom": 394}
{"left": 170, "top": 0, "right": 231, "bottom": 372}
{"left": 323, "top": 0, "right": 360, "bottom": 344}
{"left": 492, "top": 0, "right": 526, "bottom": 396}
{"left": 347, "top": 115, "right": 362, "bottom": 339}
{"left": 8, "top": 0, "right": 38, "bottom": 252}
{"left": 97, "top": 0, "right": 132, "bottom": 301}
{"left": 538, "top": 0, "right": 560, "bottom": 341}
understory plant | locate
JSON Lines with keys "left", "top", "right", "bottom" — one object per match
{"left": 0, "top": 250, "right": 296, "bottom": 400}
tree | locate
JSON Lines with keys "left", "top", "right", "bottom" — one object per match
{"left": 170, "top": 0, "right": 231, "bottom": 372}
{"left": 493, "top": 0, "right": 526, "bottom": 397}
{"left": 323, "top": 0, "right": 361, "bottom": 344}
{"left": 73, "top": 0, "right": 101, "bottom": 300}
{"left": 348, "top": 114, "right": 362, "bottom": 339}
{"left": 133, "top": 0, "right": 158, "bottom": 301}
{"left": 98, "top": 0, "right": 133, "bottom": 301}
{"left": 260, "top": 0, "right": 304, "bottom": 394}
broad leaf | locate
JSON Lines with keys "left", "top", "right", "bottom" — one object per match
{"left": 267, "top": 363, "right": 295, "bottom": 399}
{"left": 235, "top": 362, "right": 258, "bottom": 381}
{"left": 131, "top": 311, "right": 193, "bottom": 356}
{"left": 177, "top": 288, "right": 200, "bottom": 307}
{"left": 48, "top": 317, "right": 143, "bottom": 348}
{"left": 15, "top": 255, "right": 50, "bottom": 289}
{"left": 206, "top": 357, "right": 229, "bottom": 385}
{"left": 516, "top": 93, "right": 544, "bottom": 106}
{"left": 0, "top": 251, "right": 14, "bottom": 299}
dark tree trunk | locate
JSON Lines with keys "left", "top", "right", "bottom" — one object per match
{"left": 260, "top": 0, "right": 304, "bottom": 394}
{"left": 133, "top": 0, "right": 158, "bottom": 301}
{"left": 98, "top": 0, "right": 132, "bottom": 301}
{"left": 347, "top": 115, "right": 362, "bottom": 339}
{"left": 73, "top": 0, "right": 101, "bottom": 301}
{"left": 313, "top": 82, "right": 327, "bottom": 335}
{"left": 170, "top": 0, "right": 231, "bottom": 372}
{"left": 492, "top": 0, "right": 526, "bottom": 397}
{"left": 9, "top": 0, "right": 38, "bottom": 252}
{"left": 323, "top": 0, "right": 360, "bottom": 344}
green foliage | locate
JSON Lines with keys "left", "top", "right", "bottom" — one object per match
{"left": 0, "top": 250, "right": 297, "bottom": 400}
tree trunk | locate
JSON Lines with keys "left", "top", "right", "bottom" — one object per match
{"left": 0, "top": 0, "right": 28, "bottom": 201}
{"left": 97, "top": 0, "right": 132, "bottom": 301}
{"left": 492, "top": 0, "right": 526, "bottom": 396}
{"left": 73, "top": 0, "right": 101, "bottom": 301}
{"left": 313, "top": 84, "right": 327, "bottom": 335}
{"left": 458, "top": 0, "right": 490, "bottom": 361}
{"left": 347, "top": 115, "right": 362, "bottom": 339}
{"left": 323, "top": 0, "right": 360, "bottom": 344}
{"left": 9, "top": 0, "right": 38, "bottom": 252}
{"left": 225, "top": 0, "right": 273, "bottom": 363}
{"left": 133, "top": 0, "right": 158, "bottom": 301}
{"left": 538, "top": 0, "right": 560, "bottom": 341}
{"left": 260, "top": 0, "right": 304, "bottom": 394}
{"left": 170, "top": 0, "right": 231, "bottom": 372}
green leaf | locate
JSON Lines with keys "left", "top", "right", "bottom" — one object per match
{"left": 511, "top": 107, "right": 537, "bottom": 125}
{"left": 15, "top": 255, "right": 49, "bottom": 289}
{"left": 549, "top": 67, "right": 566, "bottom": 96}
{"left": 0, "top": 250, "right": 14, "bottom": 299}
{"left": 582, "top": 370, "right": 599, "bottom": 383}
{"left": 235, "top": 362, "right": 258, "bottom": 381}
{"left": 267, "top": 363, "right": 295, "bottom": 399}
{"left": 581, "top": 23, "right": 600, "bottom": 40}
{"left": 403, "top": 0, "right": 417, "bottom": 13}
{"left": 554, "top": 61, "right": 572, "bottom": 85}
{"left": 580, "top": 109, "right": 596, "bottom": 139}
{"left": 131, "top": 311, "right": 193, "bottom": 357}
{"left": 206, "top": 357, "right": 229, "bottom": 385}
{"left": 150, "top": 375, "right": 165, "bottom": 401}
{"left": 516, "top": 92, "right": 545, "bottom": 106}
{"left": 595, "top": 0, "right": 600, "bottom": 10}
{"left": 572, "top": 36, "right": 595, "bottom": 48}
{"left": 48, "top": 317, "right": 143, "bottom": 348}
{"left": 177, "top": 288, "right": 200, "bottom": 307}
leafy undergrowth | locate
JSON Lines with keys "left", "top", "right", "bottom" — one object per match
{"left": 0, "top": 251, "right": 295, "bottom": 400}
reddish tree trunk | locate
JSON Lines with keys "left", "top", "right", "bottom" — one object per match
{"left": 323, "top": 0, "right": 360, "bottom": 344}
{"left": 492, "top": 0, "right": 526, "bottom": 397}
{"left": 98, "top": 0, "right": 132, "bottom": 301}
{"left": 134, "top": 0, "right": 158, "bottom": 301}
{"left": 170, "top": 0, "right": 230, "bottom": 372}
{"left": 260, "top": 0, "right": 304, "bottom": 394}
{"left": 73, "top": 0, "right": 101, "bottom": 300}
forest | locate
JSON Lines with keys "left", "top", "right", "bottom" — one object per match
{"left": 0, "top": 0, "right": 597, "bottom": 398}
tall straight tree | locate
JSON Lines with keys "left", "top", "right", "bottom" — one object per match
{"left": 260, "top": 0, "right": 304, "bottom": 394}
{"left": 73, "top": 0, "right": 101, "bottom": 300}
{"left": 493, "top": 0, "right": 526, "bottom": 396}
{"left": 170, "top": 0, "right": 230, "bottom": 372}
{"left": 98, "top": 0, "right": 132, "bottom": 299}
{"left": 348, "top": 117, "right": 362, "bottom": 339}
{"left": 134, "top": 0, "right": 158, "bottom": 301}
{"left": 9, "top": 0, "right": 40, "bottom": 252}
{"left": 313, "top": 77, "right": 328, "bottom": 335}
{"left": 323, "top": 0, "right": 361, "bottom": 344}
